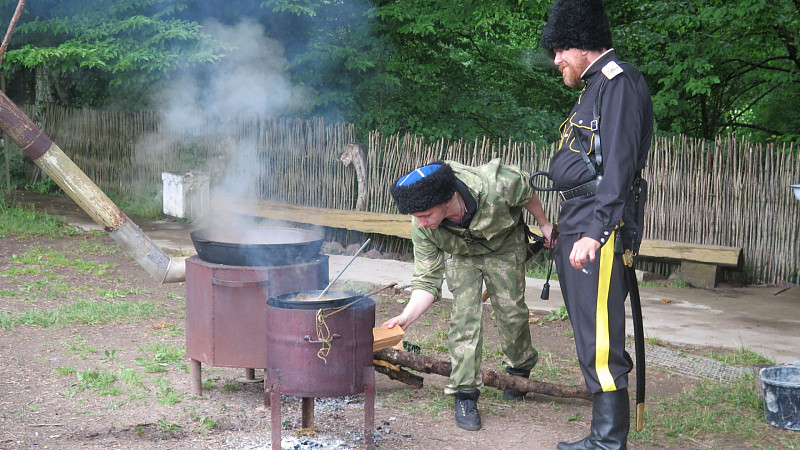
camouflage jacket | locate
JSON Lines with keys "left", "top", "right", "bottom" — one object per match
{"left": 410, "top": 159, "right": 533, "bottom": 301}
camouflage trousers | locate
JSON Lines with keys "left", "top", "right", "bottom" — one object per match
{"left": 443, "top": 232, "right": 538, "bottom": 394}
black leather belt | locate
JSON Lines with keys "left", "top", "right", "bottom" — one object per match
{"left": 559, "top": 177, "right": 601, "bottom": 201}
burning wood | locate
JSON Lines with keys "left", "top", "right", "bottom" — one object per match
{"left": 373, "top": 348, "right": 592, "bottom": 400}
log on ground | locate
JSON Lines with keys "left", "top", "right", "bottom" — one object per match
{"left": 374, "top": 348, "right": 591, "bottom": 401}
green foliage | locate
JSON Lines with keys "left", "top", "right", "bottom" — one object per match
{"left": 0, "top": 0, "right": 226, "bottom": 108}
{"left": 631, "top": 374, "right": 800, "bottom": 447}
{"left": 266, "top": 0, "right": 566, "bottom": 142}
{"left": 608, "top": 0, "right": 800, "bottom": 142}
{"left": 544, "top": 305, "right": 569, "bottom": 322}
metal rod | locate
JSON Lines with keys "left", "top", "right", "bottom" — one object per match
{"left": 317, "top": 238, "right": 371, "bottom": 299}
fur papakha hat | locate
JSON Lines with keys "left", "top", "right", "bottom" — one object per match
{"left": 390, "top": 162, "right": 457, "bottom": 214}
{"left": 541, "top": 0, "right": 613, "bottom": 52}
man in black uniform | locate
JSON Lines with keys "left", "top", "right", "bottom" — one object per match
{"left": 540, "top": 0, "right": 653, "bottom": 449}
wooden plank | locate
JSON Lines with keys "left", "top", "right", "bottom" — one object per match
{"left": 212, "top": 196, "right": 742, "bottom": 269}
{"left": 373, "top": 325, "right": 404, "bottom": 352}
{"left": 212, "top": 195, "right": 414, "bottom": 239}
{"left": 638, "top": 239, "right": 743, "bottom": 270}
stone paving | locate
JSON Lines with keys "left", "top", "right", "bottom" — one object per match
{"left": 629, "top": 344, "right": 750, "bottom": 384}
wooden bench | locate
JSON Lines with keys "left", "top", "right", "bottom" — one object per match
{"left": 637, "top": 240, "right": 743, "bottom": 288}
{"left": 212, "top": 196, "right": 743, "bottom": 288}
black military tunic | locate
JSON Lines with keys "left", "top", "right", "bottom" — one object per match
{"left": 549, "top": 49, "right": 653, "bottom": 394}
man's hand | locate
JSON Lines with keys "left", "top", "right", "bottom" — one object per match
{"left": 381, "top": 289, "right": 435, "bottom": 331}
{"left": 382, "top": 314, "right": 411, "bottom": 331}
{"left": 540, "top": 222, "right": 557, "bottom": 248}
{"left": 569, "top": 236, "right": 601, "bottom": 270}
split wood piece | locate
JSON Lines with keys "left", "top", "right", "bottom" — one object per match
{"left": 373, "top": 348, "right": 591, "bottom": 400}
{"left": 372, "top": 325, "right": 404, "bottom": 352}
{"left": 373, "top": 359, "right": 424, "bottom": 388}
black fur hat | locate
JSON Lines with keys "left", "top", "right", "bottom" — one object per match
{"left": 541, "top": 0, "right": 612, "bottom": 52}
{"left": 390, "top": 162, "right": 457, "bottom": 214}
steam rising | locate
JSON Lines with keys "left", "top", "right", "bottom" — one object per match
{"left": 135, "top": 18, "right": 310, "bottom": 232}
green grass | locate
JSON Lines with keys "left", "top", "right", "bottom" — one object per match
{"left": 74, "top": 369, "right": 121, "bottom": 396}
{"left": 531, "top": 350, "right": 578, "bottom": 385}
{"left": 9, "top": 247, "right": 115, "bottom": 276}
{"left": 77, "top": 239, "right": 120, "bottom": 255}
{"left": 0, "top": 201, "right": 80, "bottom": 238}
{"left": 135, "top": 342, "right": 187, "bottom": 373}
{"left": 154, "top": 376, "right": 182, "bottom": 406}
{"left": 544, "top": 305, "right": 569, "bottom": 322}
{"left": 0, "top": 299, "right": 167, "bottom": 330}
{"left": 705, "top": 346, "right": 775, "bottom": 366}
{"left": 631, "top": 374, "right": 800, "bottom": 448}
{"left": 525, "top": 251, "right": 558, "bottom": 280}
{"left": 62, "top": 335, "right": 97, "bottom": 359}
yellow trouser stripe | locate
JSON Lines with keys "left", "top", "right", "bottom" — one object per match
{"left": 596, "top": 230, "right": 617, "bottom": 392}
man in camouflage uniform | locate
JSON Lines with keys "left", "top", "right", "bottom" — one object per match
{"left": 383, "top": 159, "right": 554, "bottom": 431}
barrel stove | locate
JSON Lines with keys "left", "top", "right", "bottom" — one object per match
{"left": 265, "top": 292, "right": 376, "bottom": 450}
{"left": 184, "top": 226, "right": 329, "bottom": 395}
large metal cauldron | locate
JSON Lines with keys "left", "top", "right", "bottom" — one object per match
{"left": 190, "top": 226, "right": 324, "bottom": 266}
{"left": 265, "top": 290, "right": 376, "bottom": 449}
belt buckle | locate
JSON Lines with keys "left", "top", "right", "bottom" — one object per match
{"left": 558, "top": 191, "right": 566, "bottom": 201}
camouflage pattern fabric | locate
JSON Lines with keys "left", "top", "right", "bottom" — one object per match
{"left": 405, "top": 159, "right": 539, "bottom": 393}
{"left": 443, "top": 232, "right": 539, "bottom": 393}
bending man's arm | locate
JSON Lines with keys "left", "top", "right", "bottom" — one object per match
{"left": 381, "top": 289, "right": 435, "bottom": 331}
{"left": 524, "top": 194, "right": 554, "bottom": 246}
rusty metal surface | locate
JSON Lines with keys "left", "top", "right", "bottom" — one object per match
{"left": 0, "top": 91, "right": 52, "bottom": 159}
{"left": 0, "top": 91, "right": 187, "bottom": 284}
{"left": 185, "top": 255, "right": 329, "bottom": 369}
{"left": 265, "top": 298, "right": 375, "bottom": 397}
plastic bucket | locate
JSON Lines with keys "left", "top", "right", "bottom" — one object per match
{"left": 760, "top": 365, "right": 800, "bottom": 431}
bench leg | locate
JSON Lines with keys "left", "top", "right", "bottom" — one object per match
{"left": 678, "top": 261, "right": 721, "bottom": 288}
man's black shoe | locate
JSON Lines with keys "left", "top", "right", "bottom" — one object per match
{"left": 454, "top": 389, "right": 481, "bottom": 431}
{"left": 502, "top": 366, "right": 531, "bottom": 401}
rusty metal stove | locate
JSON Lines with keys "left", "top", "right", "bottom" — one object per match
{"left": 184, "top": 254, "right": 329, "bottom": 395}
{"left": 265, "top": 294, "right": 376, "bottom": 449}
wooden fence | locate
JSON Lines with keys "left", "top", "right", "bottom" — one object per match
{"left": 6, "top": 105, "right": 799, "bottom": 285}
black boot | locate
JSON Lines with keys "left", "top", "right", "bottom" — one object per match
{"left": 557, "top": 389, "right": 630, "bottom": 450}
{"left": 454, "top": 389, "right": 482, "bottom": 431}
{"left": 502, "top": 366, "right": 531, "bottom": 401}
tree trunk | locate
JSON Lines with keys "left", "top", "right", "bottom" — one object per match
{"left": 374, "top": 348, "right": 592, "bottom": 400}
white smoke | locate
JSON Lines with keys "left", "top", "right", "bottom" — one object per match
{"left": 158, "top": 18, "right": 307, "bottom": 127}
{"left": 135, "top": 18, "right": 310, "bottom": 229}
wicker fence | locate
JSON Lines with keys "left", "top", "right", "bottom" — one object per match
{"left": 6, "top": 105, "right": 799, "bottom": 284}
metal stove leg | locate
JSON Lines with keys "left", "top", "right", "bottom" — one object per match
{"left": 364, "top": 365, "right": 375, "bottom": 450}
{"left": 263, "top": 377, "right": 270, "bottom": 408}
{"left": 245, "top": 368, "right": 256, "bottom": 381}
{"left": 268, "top": 368, "right": 282, "bottom": 450}
{"left": 301, "top": 397, "right": 315, "bottom": 429}
{"left": 190, "top": 359, "right": 202, "bottom": 396}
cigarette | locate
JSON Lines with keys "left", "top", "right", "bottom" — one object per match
{"left": 581, "top": 268, "right": 591, "bottom": 275}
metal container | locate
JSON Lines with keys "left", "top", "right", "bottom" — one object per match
{"left": 190, "top": 226, "right": 325, "bottom": 266}
{"left": 265, "top": 292, "right": 375, "bottom": 397}
{"left": 265, "top": 291, "right": 376, "bottom": 449}
{"left": 184, "top": 255, "right": 329, "bottom": 395}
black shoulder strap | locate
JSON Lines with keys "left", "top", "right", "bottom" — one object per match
{"left": 593, "top": 77, "right": 608, "bottom": 170}
{"left": 574, "top": 76, "right": 608, "bottom": 177}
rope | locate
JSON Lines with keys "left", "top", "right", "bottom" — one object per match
{"left": 313, "top": 283, "right": 397, "bottom": 363}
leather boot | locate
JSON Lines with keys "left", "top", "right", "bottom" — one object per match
{"left": 557, "top": 389, "right": 630, "bottom": 450}
{"left": 454, "top": 389, "right": 482, "bottom": 431}
{"left": 502, "top": 366, "right": 531, "bottom": 401}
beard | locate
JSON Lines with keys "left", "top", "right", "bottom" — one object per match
{"left": 560, "top": 57, "right": 589, "bottom": 88}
